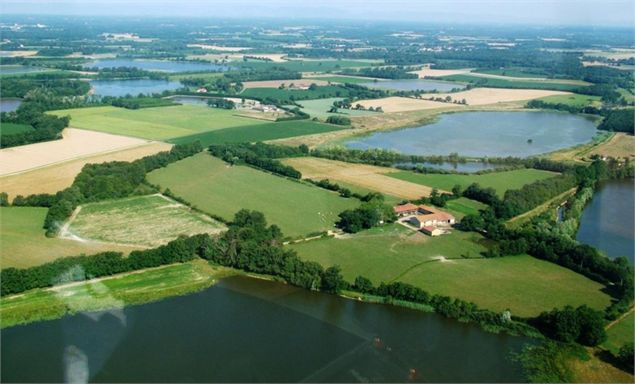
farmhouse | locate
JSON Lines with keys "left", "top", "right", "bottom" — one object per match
{"left": 421, "top": 226, "right": 443, "bottom": 237}
{"left": 393, "top": 203, "right": 456, "bottom": 235}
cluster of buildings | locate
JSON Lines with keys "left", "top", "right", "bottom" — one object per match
{"left": 393, "top": 203, "right": 456, "bottom": 236}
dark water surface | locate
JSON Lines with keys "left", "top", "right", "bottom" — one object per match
{"left": 1, "top": 276, "right": 529, "bottom": 383}
{"left": 396, "top": 161, "right": 503, "bottom": 173}
{"left": 84, "top": 59, "right": 232, "bottom": 73}
{"left": 346, "top": 111, "right": 598, "bottom": 158}
{"left": 0, "top": 98, "right": 22, "bottom": 112}
{"left": 576, "top": 179, "right": 635, "bottom": 263}
{"left": 90, "top": 79, "right": 182, "bottom": 97}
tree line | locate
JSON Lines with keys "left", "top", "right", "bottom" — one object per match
{"left": 208, "top": 142, "right": 308, "bottom": 179}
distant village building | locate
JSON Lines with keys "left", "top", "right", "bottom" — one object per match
{"left": 196, "top": 87, "right": 208, "bottom": 93}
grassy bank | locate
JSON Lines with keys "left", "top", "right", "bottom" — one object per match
{"left": 0, "top": 260, "right": 233, "bottom": 329}
{"left": 291, "top": 224, "right": 612, "bottom": 317}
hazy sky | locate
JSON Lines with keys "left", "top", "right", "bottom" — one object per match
{"left": 2, "top": 0, "right": 634, "bottom": 27}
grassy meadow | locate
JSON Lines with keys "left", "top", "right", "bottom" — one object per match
{"left": 0, "top": 206, "right": 138, "bottom": 268}
{"left": 537, "top": 93, "right": 602, "bottom": 108}
{"left": 147, "top": 153, "right": 358, "bottom": 238}
{"left": 240, "top": 85, "right": 355, "bottom": 103}
{"left": 295, "top": 98, "right": 379, "bottom": 119}
{"left": 388, "top": 168, "right": 558, "bottom": 197}
{"left": 305, "top": 76, "right": 375, "bottom": 84}
{"left": 291, "top": 224, "right": 612, "bottom": 317}
{"left": 602, "top": 311, "right": 635, "bottom": 354}
{"left": 236, "top": 59, "right": 376, "bottom": 73}
{"left": 169, "top": 119, "right": 344, "bottom": 146}
{"left": 444, "top": 197, "right": 488, "bottom": 219}
{"left": 439, "top": 74, "right": 586, "bottom": 91}
{"left": 0, "top": 260, "right": 233, "bottom": 328}
{"left": 49, "top": 105, "right": 263, "bottom": 140}
{"left": 67, "top": 194, "right": 225, "bottom": 247}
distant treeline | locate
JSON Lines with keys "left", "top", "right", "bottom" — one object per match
{"left": 91, "top": 66, "right": 168, "bottom": 80}
{"left": 11, "top": 142, "right": 203, "bottom": 235}
{"left": 0, "top": 77, "right": 90, "bottom": 99}
{"left": 341, "top": 66, "right": 418, "bottom": 79}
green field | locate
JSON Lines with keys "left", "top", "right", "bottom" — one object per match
{"left": 147, "top": 153, "right": 358, "bottom": 238}
{"left": 602, "top": 311, "right": 635, "bottom": 354}
{"left": 49, "top": 105, "right": 263, "bottom": 140}
{"left": 67, "top": 194, "right": 225, "bottom": 247}
{"left": 537, "top": 93, "right": 602, "bottom": 108}
{"left": 439, "top": 74, "right": 586, "bottom": 91}
{"left": 472, "top": 68, "right": 550, "bottom": 78}
{"left": 169, "top": 119, "right": 344, "bottom": 146}
{"left": 241, "top": 85, "right": 355, "bottom": 103}
{"left": 305, "top": 76, "right": 373, "bottom": 84}
{"left": 0, "top": 260, "right": 232, "bottom": 328}
{"left": 295, "top": 98, "right": 379, "bottom": 119}
{"left": 444, "top": 197, "right": 488, "bottom": 219}
{"left": 291, "top": 224, "right": 612, "bottom": 317}
{"left": 387, "top": 168, "right": 558, "bottom": 197}
{"left": 0, "top": 122, "right": 33, "bottom": 135}
{"left": 0, "top": 207, "right": 138, "bottom": 268}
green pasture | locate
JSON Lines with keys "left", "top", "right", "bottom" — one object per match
{"left": 147, "top": 153, "right": 358, "bottom": 238}
{"left": 387, "top": 168, "right": 558, "bottom": 197}
{"left": 439, "top": 74, "right": 587, "bottom": 91}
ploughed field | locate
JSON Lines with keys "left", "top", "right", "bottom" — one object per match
{"left": 291, "top": 224, "right": 612, "bottom": 317}
{"left": 64, "top": 194, "right": 225, "bottom": 247}
{"left": 147, "top": 153, "right": 358, "bottom": 238}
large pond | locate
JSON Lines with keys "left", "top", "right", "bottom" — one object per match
{"left": 84, "top": 59, "right": 232, "bottom": 73}
{"left": 577, "top": 179, "right": 635, "bottom": 264}
{"left": 360, "top": 79, "right": 465, "bottom": 92}
{"left": 345, "top": 111, "right": 598, "bottom": 158}
{"left": 1, "top": 276, "right": 529, "bottom": 382}
{"left": 167, "top": 95, "right": 211, "bottom": 106}
{"left": 90, "top": 79, "right": 183, "bottom": 97}
{"left": 396, "top": 161, "right": 503, "bottom": 173}
{"left": 0, "top": 98, "right": 22, "bottom": 113}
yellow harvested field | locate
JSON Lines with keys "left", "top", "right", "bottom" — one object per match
{"left": 409, "top": 66, "right": 472, "bottom": 78}
{"left": 355, "top": 96, "right": 460, "bottom": 113}
{"left": 430, "top": 88, "right": 571, "bottom": 106}
{"left": 1, "top": 142, "right": 172, "bottom": 200}
{"left": 0, "top": 128, "right": 151, "bottom": 176}
{"left": 242, "top": 79, "right": 330, "bottom": 89}
{"left": 282, "top": 157, "right": 438, "bottom": 199}
{"left": 589, "top": 133, "right": 635, "bottom": 159}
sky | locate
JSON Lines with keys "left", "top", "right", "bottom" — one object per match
{"left": 2, "top": 0, "right": 634, "bottom": 27}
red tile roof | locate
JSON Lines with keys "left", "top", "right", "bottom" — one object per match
{"left": 393, "top": 203, "right": 419, "bottom": 213}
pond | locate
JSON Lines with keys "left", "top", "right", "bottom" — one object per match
{"left": 396, "top": 161, "right": 503, "bottom": 173}
{"left": 89, "top": 79, "right": 183, "bottom": 97}
{"left": 360, "top": 79, "right": 465, "bottom": 92}
{"left": 1, "top": 276, "right": 529, "bottom": 383}
{"left": 576, "top": 179, "right": 634, "bottom": 264}
{"left": 84, "top": 59, "right": 232, "bottom": 73}
{"left": 345, "top": 111, "right": 598, "bottom": 158}
{"left": 0, "top": 98, "right": 22, "bottom": 113}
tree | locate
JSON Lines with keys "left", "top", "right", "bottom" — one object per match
{"left": 353, "top": 276, "right": 374, "bottom": 293}
{"left": 0, "top": 192, "right": 8, "bottom": 206}
{"left": 617, "top": 343, "right": 634, "bottom": 371}
{"left": 321, "top": 266, "right": 346, "bottom": 293}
